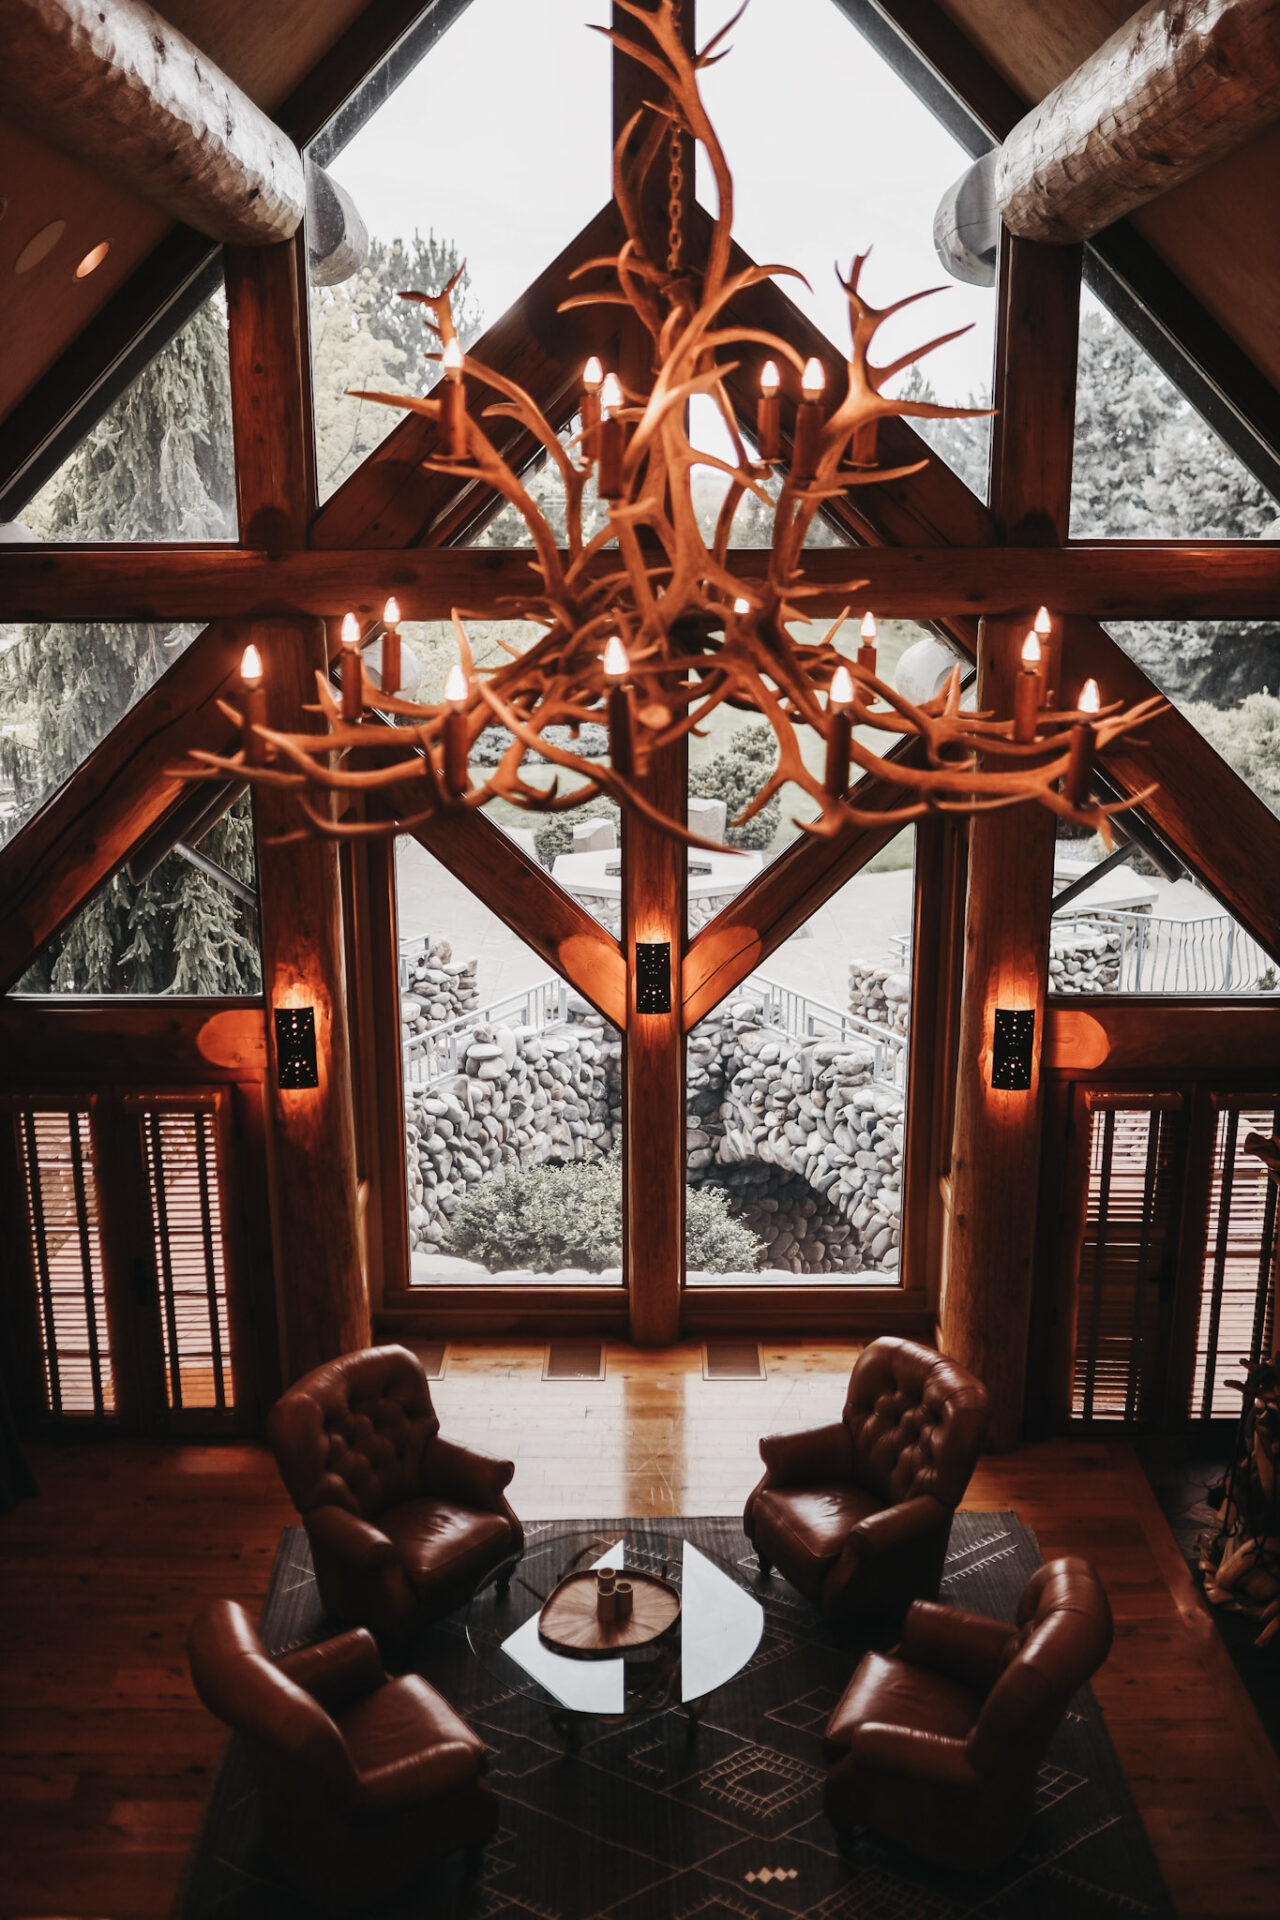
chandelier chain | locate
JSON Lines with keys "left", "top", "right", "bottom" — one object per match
{"left": 666, "top": 0, "right": 684, "bottom": 274}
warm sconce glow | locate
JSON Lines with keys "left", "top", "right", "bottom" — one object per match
{"left": 583, "top": 355, "right": 604, "bottom": 393}
{"left": 240, "top": 643, "right": 264, "bottom": 686}
{"left": 600, "top": 371, "right": 625, "bottom": 417}
{"left": 1079, "top": 678, "right": 1101, "bottom": 714}
{"left": 759, "top": 360, "right": 780, "bottom": 396}
{"left": 991, "top": 1007, "right": 1035, "bottom": 1092}
{"left": 602, "top": 633, "right": 630, "bottom": 680}
{"left": 274, "top": 1005, "right": 320, "bottom": 1091}
{"left": 801, "top": 356, "right": 826, "bottom": 399}
{"left": 1021, "top": 629, "right": 1042, "bottom": 667}
{"left": 74, "top": 240, "right": 111, "bottom": 279}
{"left": 444, "top": 661, "right": 470, "bottom": 707}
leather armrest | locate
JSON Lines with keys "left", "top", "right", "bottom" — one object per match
{"left": 353, "top": 1736, "right": 484, "bottom": 1814}
{"left": 304, "top": 1505, "right": 399, "bottom": 1570}
{"left": 275, "top": 1628, "right": 385, "bottom": 1715}
{"left": 845, "top": 1493, "right": 948, "bottom": 1558}
{"left": 839, "top": 1720, "right": 978, "bottom": 1789}
{"left": 758, "top": 1422, "right": 856, "bottom": 1488}
{"left": 421, "top": 1434, "right": 516, "bottom": 1514}
{"left": 899, "top": 1600, "right": 1015, "bottom": 1693}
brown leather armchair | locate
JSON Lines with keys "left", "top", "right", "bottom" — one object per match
{"left": 268, "top": 1344, "right": 523, "bottom": 1638}
{"left": 743, "top": 1336, "right": 989, "bottom": 1622}
{"left": 188, "top": 1599, "right": 498, "bottom": 1909}
{"left": 823, "top": 1557, "right": 1114, "bottom": 1871}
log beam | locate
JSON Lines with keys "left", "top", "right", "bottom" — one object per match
{"left": 936, "top": 0, "right": 1280, "bottom": 275}
{"left": 4, "top": 541, "right": 1279, "bottom": 622}
{"left": 224, "top": 238, "right": 368, "bottom": 1382}
{"left": 0, "top": 0, "right": 306, "bottom": 247}
{"left": 943, "top": 235, "right": 1083, "bottom": 1449}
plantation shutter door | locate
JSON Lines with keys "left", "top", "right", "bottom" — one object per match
{"left": 14, "top": 1107, "right": 113, "bottom": 1420}
{"left": 136, "top": 1100, "right": 235, "bottom": 1416}
{"left": 1072, "top": 1093, "right": 1184, "bottom": 1425}
{"left": 1189, "top": 1096, "right": 1280, "bottom": 1420}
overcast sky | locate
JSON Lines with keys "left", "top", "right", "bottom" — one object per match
{"left": 327, "top": 0, "right": 995, "bottom": 402}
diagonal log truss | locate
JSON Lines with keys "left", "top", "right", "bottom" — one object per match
{"left": 1, "top": 204, "right": 1279, "bottom": 1007}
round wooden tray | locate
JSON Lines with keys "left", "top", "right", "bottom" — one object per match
{"left": 538, "top": 1569, "right": 681, "bottom": 1658}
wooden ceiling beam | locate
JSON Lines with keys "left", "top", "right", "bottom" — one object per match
{"left": 4, "top": 541, "right": 1279, "bottom": 621}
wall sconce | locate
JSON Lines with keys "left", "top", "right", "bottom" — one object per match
{"left": 275, "top": 1005, "right": 319, "bottom": 1088}
{"left": 991, "top": 1008, "right": 1035, "bottom": 1091}
{"left": 635, "top": 942, "right": 672, "bottom": 1014}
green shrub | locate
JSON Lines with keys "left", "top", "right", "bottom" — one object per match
{"left": 445, "top": 1154, "right": 762, "bottom": 1273}
{"left": 690, "top": 726, "right": 782, "bottom": 851}
{"left": 534, "top": 797, "right": 619, "bottom": 869}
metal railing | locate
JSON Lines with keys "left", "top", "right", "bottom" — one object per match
{"left": 738, "top": 974, "right": 907, "bottom": 1095}
{"left": 402, "top": 976, "right": 575, "bottom": 1086}
{"left": 1054, "top": 907, "right": 1277, "bottom": 996}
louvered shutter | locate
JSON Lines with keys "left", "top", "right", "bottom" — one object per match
{"left": 14, "top": 1107, "right": 114, "bottom": 1419}
{"left": 1190, "top": 1097, "right": 1279, "bottom": 1420}
{"left": 1072, "top": 1094, "right": 1183, "bottom": 1424}
{"left": 139, "top": 1105, "right": 235, "bottom": 1414}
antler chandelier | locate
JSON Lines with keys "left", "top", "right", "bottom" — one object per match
{"left": 190, "top": 0, "right": 1160, "bottom": 847}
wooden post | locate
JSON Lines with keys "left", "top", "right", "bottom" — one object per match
{"left": 342, "top": 834, "right": 409, "bottom": 1308}
{"left": 223, "top": 238, "right": 369, "bottom": 1383}
{"left": 623, "top": 737, "right": 688, "bottom": 1346}
{"left": 943, "top": 233, "right": 1082, "bottom": 1448}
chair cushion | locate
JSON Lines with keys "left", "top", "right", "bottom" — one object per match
{"left": 380, "top": 1499, "right": 513, "bottom": 1596}
{"left": 824, "top": 1648, "right": 981, "bottom": 1762}
{"left": 339, "top": 1672, "right": 482, "bottom": 1784}
{"left": 751, "top": 1483, "right": 882, "bottom": 1594}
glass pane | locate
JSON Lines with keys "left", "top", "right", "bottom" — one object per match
{"left": 686, "top": 827, "right": 915, "bottom": 1284}
{"left": 397, "top": 835, "right": 622, "bottom": 1285}
{"left": 1051, "top": 616, "right": 1280, "bottom": 998}
{"left": 1072, "top": 287, "right": 1280, "bottom": 537}
{"left": 309, "top": 0, "right": 611, "bottom": 500}
{"left": 698, "top": 0, "right": 994, "bottom": 496}
{"left": 16, "top": 281, "right": 237, "bottom": 542}
{"left": 13, "top": 796, "right": 261, "bottom": 998}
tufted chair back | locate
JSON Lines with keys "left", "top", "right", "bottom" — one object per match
{"left": 843, "top": 1337, "right": 990, "bottom": 1508}
{"left": 268, "top": 1345, "right": 440, "bottom": 1522}
{"left": 188, "top": 1599, "right": 357, "bottom": 1806}
{"left": 966, "top": 1557, "right": 1113, "bottom": 1779}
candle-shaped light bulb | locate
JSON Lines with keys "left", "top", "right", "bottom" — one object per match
{"left": 733, "top": 597, "right": 751, "bottom": 616}
{"left": 793, "top": 358, "right": 826, "bottom": 481}
{"left": 381, "top": 596, "right": 402, "bottom": 696}
{"left": 602, "top": 633, "right": 630, "bottom": 681}
{"left": 340, "top": 612, "right": 363, "bottom": 721}
{"left": 444, "top": 661, "right": 470, "bottom": 709}
{"left": 600, "top": 372, "right": 624, "bottom": 417}
{"left": 1014, "top": 627, "right": 1044, "bottom": 741}
{"left": 1021, "top": 628, "right": 1042, "bottom": 668}
{"left": 580, "top": 356, "right": 605, "bottom": 463}
{"left": 857, "top": 610, "right": 877, "bottom": 674}
{"left": 1034, "top": 605, "right": 1052, "bottom": 636}
{"left": 801, "top": 357, "right": 826, "bottom": 399}
{"left": 1064, "top": 679, "right": 1100, "bottom": 806}
{"left": 756, "top": 359, "right": 782, "bottom": 461}
{"left": 597, "top": 374, "right": 626, "bottom": 498}
{"left": 440, "top": 337, "right": 467, "bottom": 456}
{"left": 441, "top": 662, "right": 470, "bottom": 796}
{"left": 825, "top": 661, "right": 854, "bottom": 795}
{"left": 830, "top": 663, "right": 855, "bottom": 708}
{"left": 240, "top": 644, "right": 266, "bottom": 764}
{"left": 583, "top": 356, "right": 603, "bottom": 394}
{"left": 1078, "top": 678, "right": 1101, "bottom": 715}
{"left": 442, "top": 336, "right": 464, "bottom": 380}
{"left": 604, "top": 634, "right": 634, "bottom": 779}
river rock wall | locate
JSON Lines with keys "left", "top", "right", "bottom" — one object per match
{"left": 847, "top": 960, "right": 910, "bottom": 1033}
{"left": 1048, "top": 919, "right": 1122, "bottom": 993}
{"left": 400, "top": 937, "right": 479, "bottom": 1033}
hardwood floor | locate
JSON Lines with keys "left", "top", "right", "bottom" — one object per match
{"left": 1, "top": 1340, "right": 1278, "bottom": 1916}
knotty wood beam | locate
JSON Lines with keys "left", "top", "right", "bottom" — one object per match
{"left": 224, "top": 237, "right": 369, "bottom": 1383}
{"left": 6, "top": 540, "right": 1279, "bottom": 621}
{"left": 943, "top": 234, "right": 1082, "bottom": 1450}
{"left": 0, "top": 0, "right": 306, "bottom": 246}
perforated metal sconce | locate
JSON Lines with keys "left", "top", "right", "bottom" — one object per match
{"left": 275, "top": 1006, "right": 319, "bottom": 1088}
{"left": 635, "top": 942, "right": 672, "bottom": 1014}
{"left": 991, "top": 1008, "right": 1035, "bottom": 1091}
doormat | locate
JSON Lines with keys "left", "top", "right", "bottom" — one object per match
{"left": 177, "top": 1512, "right": 1172, "bottom": 1920}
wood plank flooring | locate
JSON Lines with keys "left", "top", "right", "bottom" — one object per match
{"left": 1, "top": 1340, "right": 1277, "bottom": 1916}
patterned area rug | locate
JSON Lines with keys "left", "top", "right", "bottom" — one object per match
{"left": 178, "top": 1512, "right": 1172, "bottom": 1920}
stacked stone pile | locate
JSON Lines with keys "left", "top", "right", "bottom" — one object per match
{"left": 701, "top": 1164, "right": 855, "bottom": 1273}
{"left": 695, "top": 998, "right": 904, "bottom": 1274}
{"left": 400, "top": 937, "right": 480, "bottom": 1034}
{"left": 1048, "top": 919, "right": 1122, "bottom": 993}
{"left": 404, "top": 1011, "right": 621, "bottom": 1255}
{"left": 847, "top": 959, "right": 910, "bottom": 1033}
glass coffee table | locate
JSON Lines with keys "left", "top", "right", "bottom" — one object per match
{"left": 466, "top": 1527, "right": 763, "bottom": 1740}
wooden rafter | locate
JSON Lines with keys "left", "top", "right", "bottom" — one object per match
{"left": 5, "top": 540, "right": 1279, "bottom": 621}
